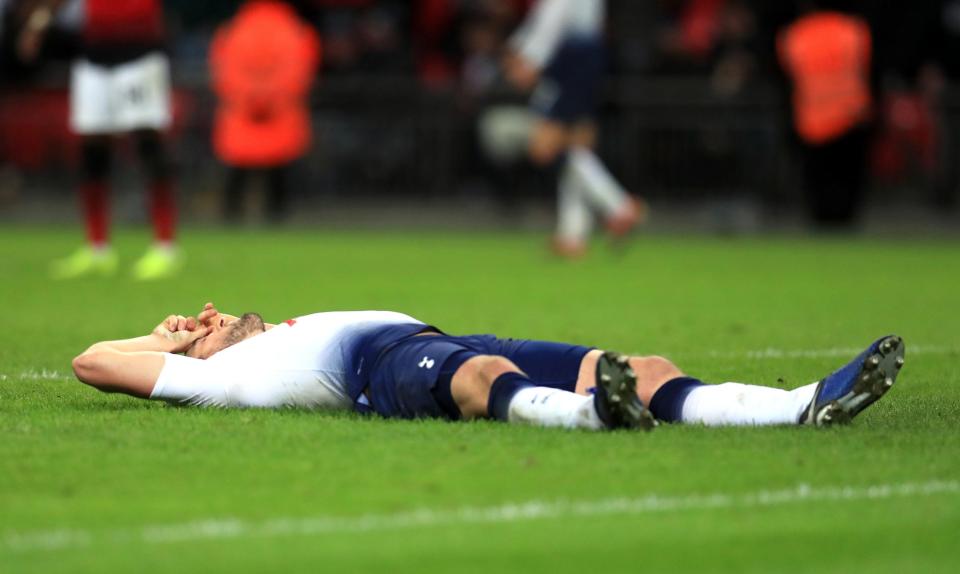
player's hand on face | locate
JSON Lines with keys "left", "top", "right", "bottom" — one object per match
{"left": 198, "top": 302, "right": 240, "bottom": 329}
{"left": 154, "top": 315, "right": 212, "bottom": 353}
{"left": 159, "top": 314, "right": 198, "bottom": 333}
{"left": 197, "top": 302, "right": 220, "bottom": 328}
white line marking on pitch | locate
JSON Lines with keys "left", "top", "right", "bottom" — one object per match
{"left": 1, "top": 345, "right": 957, "bottom": 383}
{"left": 0, "top": 369, "right": 71, "bottom": 381}
{"left": 659, "top": 344, "right": 956, "bottom": 361}
{"left": 3, "top": 480, "right": 957, "bottom": 554}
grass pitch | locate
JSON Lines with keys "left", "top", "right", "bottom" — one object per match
{"left": 1, "top": 226, "right": 959, "bottom": 573}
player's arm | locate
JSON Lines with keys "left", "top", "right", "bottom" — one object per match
{"left": 72, "top": 316, "right": 211, "bottom": 398}
{"left": 16, "top": 0, "right": 67, "bottom": 63}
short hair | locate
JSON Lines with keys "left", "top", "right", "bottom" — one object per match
{"left": 221, "top": 313, "right": 266, "bottom": 349}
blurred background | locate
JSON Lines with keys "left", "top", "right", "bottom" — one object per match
{"left": 1, "top": 0, "right": 959, "bottom": 237}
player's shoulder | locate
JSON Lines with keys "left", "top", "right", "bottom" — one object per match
{"left": 291, "top": 310, "right": 423, "bottom": 324}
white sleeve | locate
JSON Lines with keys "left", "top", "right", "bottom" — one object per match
{"left": 151, "top": 353, "right": 319, "bottom": 409}
{"left": 509, "top": 0, "right": 571, "bottom": 69}
{"left": 151, "top": 353, "right": 244, "bottom": 407}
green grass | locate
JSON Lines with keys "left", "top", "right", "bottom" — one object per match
{"left": 1, "top": 227, "right": 959, "bottom": 573}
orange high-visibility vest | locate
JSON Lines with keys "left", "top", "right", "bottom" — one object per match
{"left": 778, "top": 12, "right": 872, "bottom": 145}
{"left": 211, "top": 1, "right": 320, "bottom": 167}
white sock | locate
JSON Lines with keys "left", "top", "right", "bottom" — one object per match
{"left": 567, "top": 147, "right": 629, "bottom": 216}
{"left": 679, "top": 381, "right": 819, "bottom": 426}
{"left": 507, "top": 386, "right": 605, "bottom": 430}
{"left": 557, "top": 163, "right": 593, "bottom": 242}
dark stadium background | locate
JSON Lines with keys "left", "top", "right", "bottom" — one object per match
{"left": 1, "top": 0, "right": 958, "bottom": 232}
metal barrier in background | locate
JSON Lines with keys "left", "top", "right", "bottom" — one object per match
{"left": 2, "top": 74, "right": 955, "bottom": 216}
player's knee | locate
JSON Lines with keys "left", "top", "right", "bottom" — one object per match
{"left": 528, "top": 139, "right": 564, "bottom": 167}
{"left": 527, "top": 127, "right": 568, "bottom": 167}
{"left": 529, "top": 144, "right": 558, "bottom": 167}
{"left": 458, "top": 355, "right": 521, "bottom": 389}
{"left": 630, "top": 355, "right": 683, "bottom": 390}
{"left": 450, "top": 355, "right": 522, "bottom": 420}
{"left": 570, "top": 124, "right": 597, "bottom": 149}
{"left": 80, "top": 138, "right": 111, "bottom": 181}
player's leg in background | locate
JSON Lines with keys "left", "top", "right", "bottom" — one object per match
{"left": 555, "top": 133, "right": 593, "bottom": 257}
{"left": 51, "top": 59, "right": 118, "bottom": 279}
{"left": 135, "top": 129, "right": 176, "bottom": 244}
{"left": 566, "top": 121, "right": 646, "bottom": 239}
{"left": 131, "top": 128, "right": 181, "bottom": 280}
{"left": 50, "top": 135, "right": 118, "bottom": 279}
{"left": 78, "top": 136, "right": 112, "bottom": 249}
{"left": 527, "top": 118, "right": 591, "bottom": 257}
{"left": 111, "top": 52, "right": 178, "bottom": 280}
{"left": 532, "top": 36, "right": 645, "bottom": 257}
{"left": 531, "top": 125, "right": 643, "bottom": 259}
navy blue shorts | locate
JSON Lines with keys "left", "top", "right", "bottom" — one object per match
{"left": 531, "top": 36, "right": 606, "bottom": 123}
{"left": 365, "top": 334, "right": 593, "bottom": 420}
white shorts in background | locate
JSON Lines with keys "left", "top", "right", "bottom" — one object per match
{"left": 70, "top": 52, "right": 172, "bottom": 135}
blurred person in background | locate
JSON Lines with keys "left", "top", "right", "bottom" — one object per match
{"left": 18, "top": 0, "right": 182, "bottom": 279}
{"left": 709, "top": 0, "right": 758, "bottom": 98}
{"left": 210, "top": 0, "right": 320, "bottom": 224}
{"left": 317, "top": 0, "right": 410, "bottom": 78}
{"left": 503, "top": 0, "right": 645, "bottom": 258}
{"left": 865, "top": 1, "right": 948, "bottom": 208}
{"left": 778, "top": 1, "right": 873, "bottom": 229}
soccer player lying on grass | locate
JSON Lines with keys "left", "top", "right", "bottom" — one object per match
{"left": 72, "top": 303, "right": 906, "bottom": 430}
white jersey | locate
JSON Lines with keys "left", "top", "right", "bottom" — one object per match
{"left": 509, "top": 0, "right": 605, "bottom": 69}
{"left": 151, "top": 311, "right": 427, "bottom": 409}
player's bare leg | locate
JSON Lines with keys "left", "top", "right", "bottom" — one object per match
{"left": 531, "top": 119, "right": 645, "bottom": 257}
{"left": 568, "top": 121, "right": 646, "bottom": 241}
{"left": 449, "top": 355, "right": 518, "bottom": 419}
{"left": 529, "top": 120, "right": 588, "bottom": 258}
{"left": 528, "top": 119, "right": 569, "bottom": 167}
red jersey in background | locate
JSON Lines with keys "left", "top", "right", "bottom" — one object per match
{"left": 82, "top": 0, "right": 165, "bottom": 62}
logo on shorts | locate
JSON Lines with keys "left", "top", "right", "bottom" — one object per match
{"left": 418, "top": 356, "right": 435, "bottom": 369}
